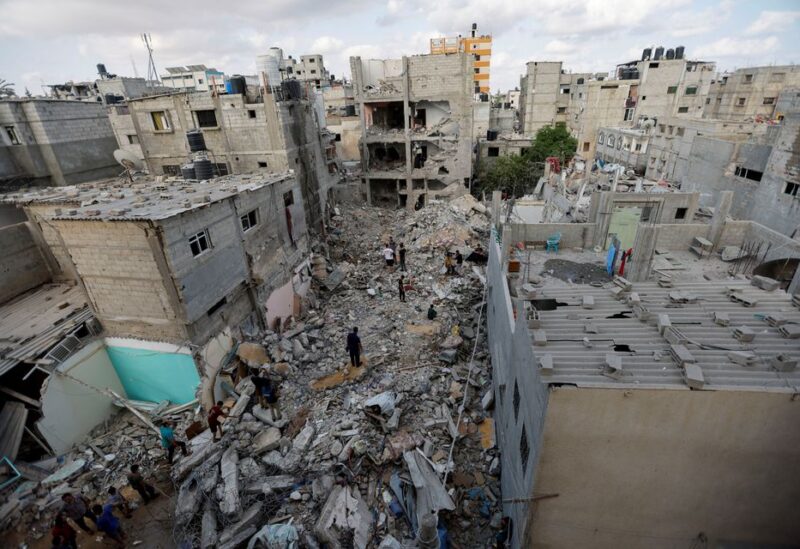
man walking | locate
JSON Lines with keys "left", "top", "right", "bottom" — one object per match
{"left": 253, "top": 371, "right": 281, "bottom": 420}
{"left": 207, "top": 400, "right": 228, "bottom": 441}
{"left": 60, "top": 493, "right": 96, "bottom": 533}
{"left": 127, "top": 464, "right": 157, "bottom": 504}
{"left": 105, "top": 486, "right": 132, "bottom": 518}
{"left": 159, "top": 419, "right": 188, "bottom": 464}
{"left": 92, "top": 503, "right": 126, "bottom": 546}
{"left": 382, "top": 244, "right": 395, "bottom": 268}
{"left": 347, "top": 327, "right": 363, "bottom": 367}
{"left": 428, "top": 303, "right": 437, "bottom": 320}
{"left": 398, "top": 275, "right": 406, "bottom": 302}
{"left": 398, "top": 242, "right": 407, "bottom": 271}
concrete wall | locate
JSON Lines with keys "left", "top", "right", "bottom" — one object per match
{"left": 0, "top": 222, "right": 51, "bottom": 303}
{"left": 595, "top": 127, "right": 649, "bottom": 172}
{"left": 487, "top": 227, "right": 550, "bottom": 549}
{"left": 37, "top": 340, "right": 126, "bottom": 455}
{"left": 528, "top": 388, "right": 800, "bottom": 548}
{"left": 506, "top": 222, "right": 596, "bottom": 249}
{"left": 0, "top": 99, "right": 119, "bottom": 186}
{"left": 653, "top": 223, "right": 710, "bottom": 250}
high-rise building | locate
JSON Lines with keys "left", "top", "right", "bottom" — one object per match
{"left": 430, "top": 23, "right": 492, "bottom": 95}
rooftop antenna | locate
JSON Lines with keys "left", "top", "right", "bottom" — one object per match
{"left": 130, "top": 54, "right": 140, "bottom": 79}
{"left": 141, "top": 33, "right": 160, "bottom": 85}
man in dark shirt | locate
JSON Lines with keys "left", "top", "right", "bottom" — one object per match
{"left": 60, "top": 493, "right": 96, "bottom": 533}
{"left": 127, "top": 464, "right": 157, "bottom": 504}
{"left": 346, "top": 327, "right": 363, "bottom": 367}
{"left": 398, "top": 243, "right": 407, "bottom": 271}
{"left": 207, "top": 400, "right": 227, "bottom": 441}
{"left": 398, "top": 275, "right": 406, "bottom": 302}
{"left": 428, "top": 303, "right": 437, "bottom": 320}
{"left": 455, "top": 250, "right": 464, "bottom": 274}
{"left": 92, "top": 504, "right": 125, "bottom": 546}
{"left": 253, "top": 372, "right": 281, "bottom": 419}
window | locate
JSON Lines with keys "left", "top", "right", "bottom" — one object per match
{"left": 561, "top": 88, "right": 570, "bottom": 94}
{"left": 4, "top": 126, "right": 20, "bottom": 145}
{"left": 635, "top": 143, "right": 642, "bottom": 152}
{"left": 195, "top": 109, "right": 218, "bottom": 128}
{"left": 770, "top": 72, "right": 786, "bottom": 83}
{"left": 763, "top": 97, "right": 775, "bottom": 105}
{"left": 583, "top": 142, "right": 590, "bottom": 152}
{"left": 283, "top": 190, "right": 294, "bottom": 207}
{"left": 308, "top": 58, "right": 315, "bottom": 63}
{"left": 115, "top": 105, "right": 130, "bottom": 115}
{"left": 736, "top": 97, "right": 746, "bottom": 107}
{"left": 716, "top": 98, "right": 722, "bottom": 104}
{"left": 608, "top": 135, "right": 615, "bottom": 147}
{"left": 675, "top": 207, "right": 687, "bottom": 220}
{"left": 617, "top": 138, "right": 622, "bottom": 150}
{"left": 667, "top": 86, "right": 677, "bottom": 94}
{"left": 162, "top": 164, "right": 181, "bottom": 176}
{"left": 624, "top": 108, "right": 634, "bottom": 121}
{"left": 659, "top": 124, "right": 666, "bottom": 133}
{"left": 258, "top": 161, "right": 268, "bottom": 168}
{"left": 151, "top": 111, "right": 171, "bottom": 131}
{"left": 744, "top": 74, "right": 753, "bottom": 83}
{"left": 676, "top": 127, "right": 685, "bottom": 137}
{"left": 649, "top": 62, "right": 659, "bottom": 68}
{"left": 734, "top": 166, "right": 763, "bottom": 182}
{"left": 577, "top": 78, "right": 585, "bottom": 85}
{"left": 598, "top": 133, "right": 605, "bottom": 144}
{"left": 678, "top": 107, "right": 689, "bottom": 113}
{"left": 240, "top": 209, "right": 258, "bottom": 231}
{"left": 475, "top": 55, "right": 480, "bottom": 60}
{"left": 487, "top": 147, "right": 499, "bottom": 157}
{"left": 641, "top": 205, "right": 653, "bottom": 222}
{"left": 706, "top": 98, "right": 711, "bottom": 104}
{"left": 784, "top": 181, "right": 799, "bottom": 197}
{"left": 334, "top": 133, "right": 341, "bottom": 142}
{"left": 127, "top": 134, "right": 139, "bottom": 144}
{"left": 189, "top": 229, "right": 211, "bottom": 256}
{"left": 520, "top": 427, "right": 530, "bottom": 475}
{"left": 668, "top": 125, "right": 674, "bottom": 134}
{"left": 685, "top": 86, "right": 697, "bottom": 95}
{"left": 474, "top": 68, "right": 480, "bottom": 74}
{"left": 557, "top": 106, "right": 566, "bottom": 113}
{"left": 198, "top": 78, "right": 204, "bottom": 84}
{"left": 248, "top": 110, "right": 256, "bottom": 119}
{"left": 641, "top": 95, "right": 647, "bottom": 101}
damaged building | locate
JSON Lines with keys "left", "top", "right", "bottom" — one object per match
{"left": 487, "top": 188, "right": 800, "bottom": 548}
{"left": 350, "top": 53, "right": 475, "bottom": 208}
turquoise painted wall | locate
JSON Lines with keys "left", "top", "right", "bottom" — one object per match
{"left": 106, "top": 346, "right": 199, "bottom": 404}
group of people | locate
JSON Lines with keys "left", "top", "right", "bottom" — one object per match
{"left": 444, "top": 250, "right": 463, "bottom": 275}
{"left": 382, "top": 237, "right": 407, "bottom": 272}
{"left": 52, "top": 464, "right": 159, "bottom": 548}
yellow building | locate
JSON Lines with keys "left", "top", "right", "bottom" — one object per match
{"left": 430, "top": 24, "right": 492, "bottom": 94}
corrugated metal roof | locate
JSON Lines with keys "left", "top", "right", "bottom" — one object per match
{"left": 529, "top": 280, "right": 800, "bottom": 392}
{"left": 0, "top": 284, "right": 94, "bottom": 377}
{"left": 1, "top": 172, "right": 295, "bottom": 222}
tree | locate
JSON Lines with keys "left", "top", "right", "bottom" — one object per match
{"left": 525, "top": 123, "right": 578, "bottom": 164}
{"left": 478, "top": 154, "right": 541, "bottom": 197}
{"left": 0, "top": 79, "right": 16, "bottom": 98}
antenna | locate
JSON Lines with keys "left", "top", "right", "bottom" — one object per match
{"left": 141, "top": 33, "right": 160, "bottom": 85}
{"left": 130, "top": 54, "right": 140, "bottom": 79}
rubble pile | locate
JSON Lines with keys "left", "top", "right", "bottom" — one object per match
{"left": 0, "top": 402, "right": 196, "bottom": 540}
{"left": 168, "top": 197, "right": 501, "bottom": 547}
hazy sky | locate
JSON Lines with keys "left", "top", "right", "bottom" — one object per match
{"left": 1, "top": 0, "right": 798, "bottom": 96}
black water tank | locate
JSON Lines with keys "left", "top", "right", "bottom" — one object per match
{"left": 282, "top": 80, "right": 303, "bottom": 100}
{"left": 104, "top": 93, "right": 121, "bottom": 104}
{"left": 631, "top": 69, "right": 640, "bottom": 80}
{"left": 675, "top": 46, "right": 685, "bottom": 59}
{"left": 194, "top": 158, "right": 214, "bottom": 180}
{"left": 181, "top": 163, "right": 196, "bottom": 180}
{"left": 228, "top": 75, "right": 246, "bottom": 95}
{"left": 654, "top": 46, "right": 664, "bottom": 60}
{"left": 97, "top": 63, "right": 108, "bottom": 77}
{"left": 641, "top": 48, "right": 652, "bottom": 61}
{"left": 666, "top": 48, "right": 675, "bottom": 60}
{"left": 487, "top": 130, "right": 498, "bottom": 141}
{"left": 187, "top": 130, "right": 206, "bottom": 153}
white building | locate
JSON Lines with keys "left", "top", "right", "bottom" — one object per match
{"left": 160, "top": 65, "right": 226, "bottom": 93}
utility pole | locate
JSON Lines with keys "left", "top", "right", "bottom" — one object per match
{"left": 141, "top": 33, "right": 160, "bottom": 85}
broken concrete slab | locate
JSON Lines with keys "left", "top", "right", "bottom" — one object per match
{"left": 315, "top": 485, "right": 373, "bottom": 549}
{"left": 200, "top": 501, "right": 218, "bottom": 549}
{"left": 751, "top": 275, "right": 780, "bottom": 292}
{"left": 173, "top": 443, "right": 222, "bottom": 481}
{"left": 237, "top": 342, "right": 269, "bottom": 367}
{"left": 219, "top": 446, "right": 241, "bottom": 519}
{"left": 252, "top": 427, "right": 282, "bottom": 454}
{"left": 244, "top": 475, "right": 296, "bottom": 495}
{"left": 292, "top": 424, "right": 316, "bottom": 452}
{"left": 218, "top": 502, "right": 263, "bottom": 546}
{"left": 175, "top": 475, "right": 202, "bottom": 527}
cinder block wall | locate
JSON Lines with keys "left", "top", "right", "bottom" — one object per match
{"left": 507, "top": 222, "right": 596, "bottom": 249}
{"left": 0, "top": 222, "right": 51, "bottom": 302}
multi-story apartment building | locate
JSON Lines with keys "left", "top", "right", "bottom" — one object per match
{"left": 518, "top": 62, "right": 594, "bottom": 136}
{"left": 704, "top": 65, "right": 800, "bottom": 121}
{"left": 160, "top": 65, "right": 226, "bottom": 93}
{"left": 430, "top": 24, "right": 492, "bottom": 95}
{"left": 350, "top": 53, "right": 475, "bottom": 209}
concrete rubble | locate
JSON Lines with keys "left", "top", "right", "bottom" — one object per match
{"left": 0, "top": 197, "right": 501, "bottom": 547}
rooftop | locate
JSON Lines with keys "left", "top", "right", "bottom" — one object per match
{"left": 522, "top": 266, "right": 800, "bottom": 392}
{"left": 2, "top": 172, "right": 295, "bottom": 222}
{"left": 0, "top": 284, "right": 94, "bottom": 377}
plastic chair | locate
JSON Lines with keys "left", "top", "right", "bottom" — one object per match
{"left": 545, "top": 232, "right": 562, "bottom": 253}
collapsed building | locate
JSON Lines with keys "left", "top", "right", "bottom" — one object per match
{"left": 350, "top": 53, "right": 475, "bottom": 208}
{"left": 487, "top": 189, "right": 800, "bottom": 548}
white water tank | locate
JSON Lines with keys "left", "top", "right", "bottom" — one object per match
{"left": 256, "top": 47, "right": 283, "bottom": 88}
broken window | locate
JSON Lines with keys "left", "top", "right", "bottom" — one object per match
{"left": 189, "top": 229, "right": 211, "bottom": 257}
{"left": 685, "top": 86, "right": 697, "bottom": 95}
{"left": 583, "top": 142, "right": 590, "bottom": 152}
{"left": 763, "top": 97, "right": 775, "bottom": 105}
{"left": 520, "top": 427, "right": 530, "bottom": 475}
{"left": 334, "top": 133, "right": 342, "bottom": 142}
{"left": 784, "top": 182, "right": 799, "bottom": 197}
{"left": 487, "top": 147, "right": 499, "bottom": 157}
{"left": 513, "top": 382, "right": 520, "bottom": 421}
{"left": 151, "top": 111, "right": 171, "bottom": 131}
{"left": 677, "top": 107, "right": 689, "bottom": 113}
{"left": 649, "top": 62, "right": 659, "bottom": 68}
{"left": 310, "top": 70, "right": 316, "bottom": 75}
{"left": 162, "top": 164, "right": 181, "bottom": 176}
{"left": 283, "top": 190, "right": 294, "bottom": 207}
{"left": 240, "top": 209, "right": 258, "bottom": 232}
{"left": 658, "top": 124, "right": 666, "bottom": 133}
{"left": 635, "top": 143, "right": 642, "bottom": 152}
{"left": 127, "top": 134, "right": 139, "bottom": 144}
{"left": 115, "top": 105, "right": 130, "bottom": 115}
{"left": 5, "top": 126, "right": 20, "bottom": 145}
{"left": 734, "top": 166, "right": 763, "bottom": 182}
{"left": 674, "top": 207, "right": 687, "bottom": 220}
{"left": 365, "top": 102, "right": 404, "bottom": 131}
{"left": 257, "top": 161, "right": 267, "bottom": 168}
{"left": 577, "top": 78, "right": 585, "bottom": 85}
{"left": 195, "top": 109, "right": 218, "bottom": 128}
{"left": 667, "top": 86, "right": 677, "bottom": 94}
{"left": 248, "top": 109, "right": 257, "bottom": 119}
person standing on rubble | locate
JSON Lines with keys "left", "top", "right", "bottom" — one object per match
{"left": 127, "top": 464, "right": 157, "bottom": 504}
{"left": 60, "top": 493, "right": 96, "bottom": 534}
{"left": 207, "top": 400, "right": 228, "bottom": 441}
{"left": 159, "top": 419, "right": 188, "bottom": 464}
{"left": 398, "top": 275, "right": 406, "bottom": 302}
{"left": 92, "top": 503, "right": 126, "bottom": 546}
{"left": 105, "top": 486, "right": 132, "bottom": 518}
{"left": 347, "top": 327, "right": 363, "bottom": 367}
{"left": 445, "top": 252, "right": 456, "bottom": 275}
{"left": 254, "top": 371, "right": 282, "bottom": 420}
{"left": 455, "top": 250, "right": 464, "bottom": 274}
{"left": 51, "top": 513, "right": 77, "bottom": 549}
{"left": 389, "top": 236, "right": 397, "bottom": 254}
{"left": 428, "top": 303, "right": 437, "bottom": 320}
{"left": 398, "top": 242, "right": 407, "bottom": 271}
{"left": 382, "top": 243, "right": 395, "bottom": 268}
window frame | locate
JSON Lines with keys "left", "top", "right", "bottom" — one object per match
{"left": 189, "top": 229, "right": 212, "bottom": 257}
{"left": 240, "top": 209, "right": 259, "bottom": 232}
{"left": 4, "top": 126, "right": 21, "bottom": 145}
{"left": 784, "top": 181, "right": 799, "bottom": 197}
{"left": 194, "top": 109, "right": 218, "bottom": 129}
{"left": 150, "top": 110, "right": 172, "bottom": 132}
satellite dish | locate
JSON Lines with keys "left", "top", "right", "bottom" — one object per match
{"left": 113, "top": 149, "right": 145, "bottom": 172}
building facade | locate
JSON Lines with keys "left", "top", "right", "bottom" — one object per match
{"left": 350, "top": 53, "right": 475, "bottom": 209}
{"left": 595, "top": 126, "right": 651, "bottom": 173}
{"left": 704, "top": 65, "right": 800, "bottom": 121}
{"left": 160, "top": 65, "right": 226, "bottom": 93}
{"left": 0, "top": 99, "right": 120, "bottom": 187}
{"left": 430, "top": 24, "right": 492, "bottom": 95}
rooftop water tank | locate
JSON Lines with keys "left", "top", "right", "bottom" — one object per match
{"left": 181, "top": 163, "right": 196, "bottom": 180}
{"left": 186, "top": 130, "right": 206, "bottom": 153}
{"left": 194, "top": 157, "right": 214, "bottom": 180}
{"left": 654, "top": 46, "right": 664, "bottom": 60}
{"left": 641, "top": 48, "right": 652, "bottom": 61}
{"left": 257, "top": 47, "right": 283, "bottom": 88}
{"left": 228, "top": 75, "right": 246, "bottom": 95}
{"left": 666, "top": 48, "right": 675, "bottom": 60}
{"left": 675, "top": 46, "right": 685, "bottom": 59}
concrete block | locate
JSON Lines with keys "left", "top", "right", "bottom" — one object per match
{"left": 684, "top": 363, "right": 704, "bottom": 389}
{"left": 751, "top": 275, "right": 780, "bottom": 292}
{"left": 539, "top": 354, "right": 553, "bottom": 375}
{"left": 771, "top": 354, "right": 797, "bottom": 372}
{"left": 582, "top": 295, "right": 594, "bottom": 309}
{"left": 532, "top": 329, "right": 547, "bottom": 346}
{"left": 670, "top": 344, "right": 696, "bottom": 365}
{"left": 657, "top": 314, "right": 671, "bottom": 335}
{"left": 733, "top": 326, "right": 755, "bottom": 342}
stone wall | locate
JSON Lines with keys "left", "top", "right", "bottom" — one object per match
{"left": 0, "top": 222, "right": 51, "bottom": 303}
